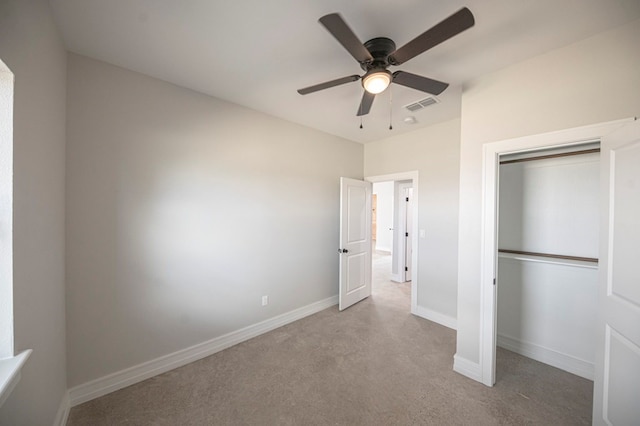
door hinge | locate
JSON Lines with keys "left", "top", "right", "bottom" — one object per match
{"left": 493, "top": 278, "right": 496, "bottom": 286}
{"left": 405, "top": 266, "right": 408, "bottom": 272}
{"left": 405, "top": 232, "right": 409, "bottom": 237}
{"left": 406, "top": 197, "right": 409, "bottom": 202}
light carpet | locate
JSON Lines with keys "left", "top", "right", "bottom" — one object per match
{"left": 68, "top": 252, "right": 592, "bottom": 425}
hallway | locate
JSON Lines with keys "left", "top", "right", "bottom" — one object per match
{"left": 371, "top": 250, "right": 411, "bottom": 311}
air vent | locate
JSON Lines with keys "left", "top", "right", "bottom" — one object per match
{"left": 404, "top": 96, "right": 440, "bottom": 112}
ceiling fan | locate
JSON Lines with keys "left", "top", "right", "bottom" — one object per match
{"left": 297, "top": 8, "right": 475, "bottom": 116}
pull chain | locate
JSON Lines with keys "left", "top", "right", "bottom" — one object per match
{"left": 389, "top": 86, "right": 393, "bottom": 130}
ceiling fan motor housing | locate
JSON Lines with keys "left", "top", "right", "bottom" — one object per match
{"left": 361, "top": 37, "right": 396, "bottom": 71}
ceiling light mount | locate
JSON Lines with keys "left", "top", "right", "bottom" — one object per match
{"left": 359, "top": 38, "right": 396, "bottom": 94}
{"left": 362, "top": 69, "right": 392, "bottom": 94}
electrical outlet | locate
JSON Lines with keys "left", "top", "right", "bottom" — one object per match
{"left": 261, "top": 295, "right": 268, "bottom": 306}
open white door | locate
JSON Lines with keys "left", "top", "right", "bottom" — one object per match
{"left": 339, "top": 177, "right": 372, "bottom": 311}
{"left": 593, "top": 119, "right": 640, "bottom": 425}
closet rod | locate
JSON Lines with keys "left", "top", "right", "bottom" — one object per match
{"left": 498, "top": 249, "right": 598, "bottom": 264}
{"left": 500, "top": 148, "right": 600, "bottom": 165}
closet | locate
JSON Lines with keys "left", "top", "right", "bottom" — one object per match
{"left": 496, "top": 143, "right": 600, "bottom": 380}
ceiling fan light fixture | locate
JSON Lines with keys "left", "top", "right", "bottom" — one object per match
{"left": 362, "top": 69, "right": 392, "bottom": 94}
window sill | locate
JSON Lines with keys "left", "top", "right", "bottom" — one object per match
{"left": 0, "top": 349, "right": 32, "bottom": 407}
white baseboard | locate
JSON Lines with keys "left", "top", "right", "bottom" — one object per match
{"left": 390, "top": 273, "right": 403, "bottom": 283}
{"left": 68, "top": 295, "right": 338, "bottom": 407}
{"left": 453, "top": 354, "right": 483, "bottom": 382}
{"left": 53, "top": 391, "right": 70, "bottom": 426}
{"left": 497, "top": 334, "right": 594, "bottom": 380}
{"left": 412, "top": 305, "right": 457, "bottom": 330}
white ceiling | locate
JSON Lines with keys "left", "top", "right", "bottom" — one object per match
{"left": 49, "top": 0, "right": 640, "bottom": 143}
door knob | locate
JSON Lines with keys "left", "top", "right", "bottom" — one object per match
{"left": 338, "top": 248, "right": 349, "bottom": 254}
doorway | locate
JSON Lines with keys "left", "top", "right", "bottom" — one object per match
{"left": 366, "top": 171, "right": 419, "bottom": 314}
{"left": 496, "top": 143, "right": 599, "bottom": 382}
{"left": 372, "top": 181, "right": 413, "bottom": 284}
{"left": 477, "top": 119, "right": 633, "bottom": 389}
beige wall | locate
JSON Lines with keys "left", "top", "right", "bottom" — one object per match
{"left": 0, "top": 0, "right": 68, "bottom": 424}
{"left": 65, "top": 53, "right": 363, "bottom": 387}
{"left": 456, "top": 18, "right": 640, "bottom": 365}
{"left": 365, "top": 118, "right": 461, "bottom": 321}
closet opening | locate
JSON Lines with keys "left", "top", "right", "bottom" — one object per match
{"left": 495, "top": 142, "right": 600, "bottom": 384}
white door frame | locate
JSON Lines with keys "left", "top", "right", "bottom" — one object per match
{"left": 366, "top": 171, "right": 419, "bottom": 315}
{"left": 478, "top": 118, "right": 633, "bottom": 387}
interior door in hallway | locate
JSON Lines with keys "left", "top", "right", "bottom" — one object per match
{"left": 339, "top": 177, "right": 372, "bottom": 310}
{"left": 593, "top": 119, "right": 640, "bottom": 425}
{"left": 404, "top": 188, "right": 414, "bottom": 282}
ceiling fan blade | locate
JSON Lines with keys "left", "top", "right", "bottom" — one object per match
{"left": 297, "top": 75, "right": 361, "bottom": 95}
{"left": 319, "top": 13, "right": 374, "bottom": 64}
{"left": 357, "top": 91, "right": 375, "bottom": 116}
{"left": 388, "top": 7, "right": 475, "bottom": 66}
{"left": 392, "top": 71, "right": 449, "bottom": 95}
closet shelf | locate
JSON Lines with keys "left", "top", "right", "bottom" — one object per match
{"left": 498, "top": 249, "right": 598, "bottom": 264}
{"left": 499, "top": 148, "right": 600, "bottom": 165}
